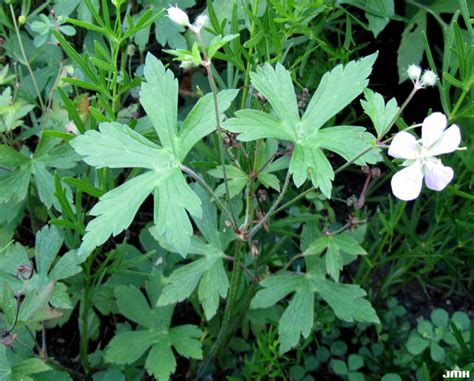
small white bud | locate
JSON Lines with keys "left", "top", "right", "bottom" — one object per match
{"left": 193, "top": 15, "right": 208, "bottom": 33}
{"left": 65, "top": 121, "right": 79, "bottom": 135}
{"left": 407, "top": 64, "right": 422, "bottom": 81}
{"left": 421, "top": 70, "right": 437, "bottom": 87}
{"left": 167, "top": 6, "right": 190, "bottom": 27}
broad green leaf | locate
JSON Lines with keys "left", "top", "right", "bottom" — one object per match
{"left": 250, "top": 274, "right": 306, "bottom": 309}
{"left": 304, "top": 146, "right": 334, "bottom": 198}
{"left": 302, "top": 53, "right": 378, "bottom": 134}
{"left": 50, "top": 282, "right": 73, "bottom": 309}
{"left": 154, "top": 169, "right": 202, "bottom": 255}
{"left": 0, "top": 164, "right": 32, "bottom": 204}
{"left": 361, "top": 89, "right": 399, "bottom": 137}
{"left": 140, "top": 53, "right": 179, "bottom": 153}
{"left": 32, "top": 162, "right": 56, "bottom": 208}
{"left": 107, "top": 285, "right": 203, "bottom": 381}
{"left": 251, "top": 270, "right": 379, "bottom": 353}
{"left": 365, "top": 0, "right": 394, "bottom": 37}
{"left": 406, "top": 334, "right": 429, "bottom": 355}
{"left": 11, "top": 358, "right": 51, "bottom": 377}
{"left": 157, "top": 238, "right": 229, "bottom": 320}
{"left": 78, "top": 171, "right": 164, "bottom": 256}
{"left": 73, "top": 54, "right": 237, "bottom": 257}
{"left": 145, "top": 337, "right": 176, "bottom": 381}
{"left": 279, "top": 283, "right": 314, "bottom": 354}
{"left": 198, "top": 259, "right": 229, "bottom": 320}
{"left": 49, "top": 250, "right": 83, "bottom": 280}
{"left": 224, "top": 54, "right": 379, "bottom": 197}
{"left": 178, "top": 89, "right": 238, "bottom": 160}
{"left": 318, "top": 126, "right": 381, "bottom": 165}
{"left": 105, "top": 330, "right": 158, "bottom": 364}
{"left": 0, "top": 346, "right": 10, "bottom": 381}
{"left": 224, "top": 110, "right": 296, "bottom": 142}
{"left": 0, "top": 145, "right": 29, "bottom": 168}
{"left": 397, "top": 11, "right": 426, "bottom": 83}
{"left": 35, "top": 225, "right": 63, "bottom": 276}
{"left": 313, "top": 276, "right": 380, "bottom": 324}
{"left": 70, "top": 122, "right": 172, "bottom": 169}
{"left": 209, "top": 165, "right": 248, "bottom": 198}
{"left": 250, "top": 63, "right": 300, "bottom": 125}
{"left": 170, "top": 325, "right": 203, "bottom": 359}
{"left": 115, "top": 285, "right": 155, "bottom": 329}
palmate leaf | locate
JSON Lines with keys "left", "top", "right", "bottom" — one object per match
{"left": 224, "top": 53, "right": 380, "bottom": 198}
{"left": 153, "top": 186, "right": 230, "bottom": 320}
{"left": 0, "top": 136, "right": 80, "bottom": 208}
{"left": 72, "top": 53, "right": 238, "bottom": 257}
{"left": 250, "top": 266, "right": 379, "bottom": 354}
{"left": 106, "top": 285, "right": 202, "bottom": 381}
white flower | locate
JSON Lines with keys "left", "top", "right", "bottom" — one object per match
{"left": 421, "top": 70, "right": 437, "bottom": 87}
{"left": 407, "top": 64, "right": 422, "bottom": 82}
{"left": 388, "top": 112, "right": 461, "bottom": 201}
{"left": 167, "top": 6, "right": 190, "bottom": 27}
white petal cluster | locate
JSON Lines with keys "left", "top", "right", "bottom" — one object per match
{"left": 406, "top": 64, "right": 438, "bottom": 89}
{"left": 388, "top": 112, "right": 461, "bottom": 201}
{"left": 167, "top": 6, "right": 208, "bottom": 35}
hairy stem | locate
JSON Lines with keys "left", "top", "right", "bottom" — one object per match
{"left": 247, "top": 168, "right": 292, "bottom": 239}
{"left": 197, "top": 242, "right": 244, "bottom": 376}
{"left": 80, "top": 255, "right": 94, "bottom": 379}
{"left": 9, "top": 4, "right": 46, "bottom": 110}
{"left": 203, "top": 61, "right": 238, "bottom": 230}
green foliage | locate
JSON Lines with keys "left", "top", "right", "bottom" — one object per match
{"left": 224, "top": 53, "right": 381, "bottom": 198}
{"left": 0, "top": 1, "right": 471, "bottom": 380}
{"left": 71, "top": 55, "right": 237, "bottom": 256}
{"left": 105, "top": 285, "right": 203, "bottom": 381}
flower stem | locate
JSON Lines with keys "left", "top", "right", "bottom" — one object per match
{"left": 9, "top": 4, "right": 46, "bottom": 110}
{"left": 247, "top": 168, "right": 292, "bottom": 239}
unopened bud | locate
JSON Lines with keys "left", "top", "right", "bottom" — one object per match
{"left": 192, "top": 15, "right": 208, "bottom": 34}
{"left": 167, "top": 6, "right": 190, "bottom": 27}
{"left": 65, "top": 121, "right": 79, "bottom": 135}
{"left": 18, "top": 15, "right": 26, "bottom": 25}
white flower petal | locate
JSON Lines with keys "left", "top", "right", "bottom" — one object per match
{"left": 424, "top": 159, "right": 453, "bottom": 191}
{"left": 388, "top": 131, "right": 418, "bottom": 159}
{"left": 391, "top": 162, "right": 424, "bottom": 201}
{"left": 430, "top": 125, "right": 461, "bottom": 156}
{"left": 421, "top": 112, "right": 447, "bottom": 147}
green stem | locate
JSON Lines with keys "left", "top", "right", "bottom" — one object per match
{"left": 181, "top": 165, "right": 235, "bottom": 225}
{"left": 9, "top": 4, "right": 45, "bottom": 110}
{"left": 203, "top": 60, "right": 238, "bottom": 230}
{"left": 197, "top": 242, "right": 244, "bottom": 376}
{"left": 80, "top": 255, "right": 94, "bottom": 379}
{"left": 247, "top": 168, "right": 291, "bottom": 239}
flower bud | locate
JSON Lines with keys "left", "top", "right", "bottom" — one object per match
{"left": 407, "top": 64, "right": 421, "bottom": 81}
{"left": 421, "top": 70, "right": 437, "bottom": 87}
{"left": 193, "top": 15, "right": 208, "bottom": 33}
{"left": 167, "top": 6, "right": 190, "bottom": 27}
{"left": 18, "top": 15, "right": 26, "bottom": 25}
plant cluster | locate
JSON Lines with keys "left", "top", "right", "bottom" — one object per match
{"left": 0, "top": 0, "right": 472, "bottom": 380}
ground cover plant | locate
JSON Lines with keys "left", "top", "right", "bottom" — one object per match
{"left": 0, "top": 0, "right": 472, "bottom": 380}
